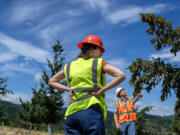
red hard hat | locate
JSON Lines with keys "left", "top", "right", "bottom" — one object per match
{"left": 77, "top": 35, "right": 105, "bottom": 53}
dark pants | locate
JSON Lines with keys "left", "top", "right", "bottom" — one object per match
{"left": 65, "top": 105, "right": 105, "bottom": 135}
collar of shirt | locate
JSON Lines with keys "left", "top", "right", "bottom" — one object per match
{"left": 119, "top": 97, "right": 128, "bottom": 102}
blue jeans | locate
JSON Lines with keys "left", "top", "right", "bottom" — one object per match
{"left": 65, "top": 105, "right": 105, "bottom": 135}
{"left": 120, "top": 121, "right": 135, "bottom": 135}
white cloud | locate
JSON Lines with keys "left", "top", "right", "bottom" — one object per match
{"left": 107, "top": 58, "right": 129, "bottom": 70}
{"left": 106, "top": 7, "right": 142, "bottom": 24}
{"left": 144, "top": 3, "right": 171, "bottom": 13}
{"left": 66, "top": 0, "right": 110, "bottom": 21}
{"left": 66, "top": 1, "right": 170, "bottom": 26}
{"left": 66, "top": 9, "right": 84, "bottom": 17}
{"left": 8, "top": 0, "right": 48, "bottom": 24}
{"left": 4, "top": 0, "right": 173, "bottom": 30}
{"left": 150, "top": 48, "right": 180, "bottom": 62}
{"left": 136, "top": 102, "right": 174, "bottom": 116}
{"left": 105, "top": 4, "right": 168, "bottom": 24}
{"left": 0, "top": 32, "right": 50, "bottom": 63}
{"left": 0, "top": 52, "right": 18, "bottom": 63}
{"left": 32, "top": 13, "right": 63, "bottom": 30}
{"left": 0, "top": 92, "right": 32, "bottom": 104}
{"left": 68, "top": 0, "right": 110, "bottom": 11}
{"left": 0, "top": 62, "right": 36, "bottom": 75}
{"left": 39, "top": 24, "right": 62, "bottom": 43}
{"left": 86, "top": 0, "right": 109, "bottom": 11}
{"left": 36, "top": 18, "right": 81, "bottom": 44}
{"left": 34, "top": 72, "right": 42, "bottom": 82}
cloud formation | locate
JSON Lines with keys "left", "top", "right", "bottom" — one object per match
{"left": 34, "top": 72, "right": 42, "bottom": 82}
{"left": 107, "top": 58, "right": 129, "bottom": 69}
{"left": 7, "top": 0, "right": 49, "bottom": 24}
{"left": 0, "top": 51, "right": 18, "bottom": 63}
{"left": 0, "top": 32, "right": 50, "bottom": 63}
{"left": 105, "top": 4, "right": 169, "bottom": 24}
{"left": 0, "top": 92, "right": 32, "bottom": 104}
{"left": 150, "top": 48, "right": 180, "bottom": 63}
{"left": 0, "top": 62, "right": 36, "bottom": 75}
{"left": 136, "top": 102, "right": 174, "bottom": 116}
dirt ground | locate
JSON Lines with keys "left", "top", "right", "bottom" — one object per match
{"left": 0, "top": 126, "right": 64, "bottom": 135}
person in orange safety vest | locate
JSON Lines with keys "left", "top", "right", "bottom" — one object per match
{"left": 114, "top": 87, "right": 143, "bottom": 135}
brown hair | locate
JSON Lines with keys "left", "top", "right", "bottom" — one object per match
{"left": 78, "top": 43, "right": 98, "bottom": 59}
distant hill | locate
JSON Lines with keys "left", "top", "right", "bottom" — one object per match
{"left": 0, "top": 100, "right": 23, "bottom": 122}
{"left": 0, "top": 100, "right": 173, "bottom": 133}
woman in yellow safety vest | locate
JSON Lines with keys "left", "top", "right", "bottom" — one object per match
{"left": 48, "top": 35, "right": 126, "bottom": 135}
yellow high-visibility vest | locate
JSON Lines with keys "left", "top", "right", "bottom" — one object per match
{"left": 64, "top": 58, "right": 107, "bottom": 119}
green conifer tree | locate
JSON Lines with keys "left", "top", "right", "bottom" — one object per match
{"left": 172, "top": 100, "right": 180, "bottom": 134}
{"left": 135, "top": 106, "right": 154, "bottom": 135}
{"left": 0, "top": 104, "right": 8, "bottom": 126}
{"left": 0, "top": 78, "right": 13, "bottom": 96}
{"left": 30, "top": 40, "right": 65, "bottom": 135}
{"left": 0, "top": 78, "right": 12, "bottom": 126}
{"left": 127, "top": 13, "right": 180, "bottom": 134}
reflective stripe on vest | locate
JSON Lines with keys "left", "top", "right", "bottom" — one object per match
{"left": 66, "top": 63, "right": 71, "bottom": 85}
{"left": 118, "top": 110, "right": 136, "bottom": 116}
{"left": 66, "top": 58, "right": 99, "bottom": 102}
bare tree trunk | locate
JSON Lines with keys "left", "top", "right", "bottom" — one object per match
{"left": 29, "top": 122, "right": 32, "bottom": 131}
{"left": 48, "top": 123, "right": 51, "bottom": 135}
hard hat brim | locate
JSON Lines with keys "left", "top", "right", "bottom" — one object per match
{"left": 116, "top": 88, "right": 124, "bottom": 97}
{"left": 77, "top": 42, "right": 105, "bottom": 53}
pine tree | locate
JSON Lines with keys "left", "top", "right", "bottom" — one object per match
{"left": 0, "top": 78, "right": 12, "bottom": 126}
{"left": 172, "top": 100, "right": 180, "bottom": 135}
{"left": 0, "top": 104, "right": 8, "bottom": 126}
{"left": 135, "top": 106, "right": 155, "bottom": 135}
{"left": 30, "top": 40, "right": 65, "bottom": 135}
{"left": 0, "top": 78, "right": 13, "bottom": 96}
{"left": 127, "top": 13, "right": 180, "bottom": 134}
{"left": 19, "top": 98, "right": 42, "bottom": 131}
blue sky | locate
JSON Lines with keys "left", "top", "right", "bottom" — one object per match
{"left": 0, "top": 0, "right": 180, "bottom": 116}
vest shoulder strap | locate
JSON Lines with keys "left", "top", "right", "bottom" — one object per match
{"left": 64, "top": 62, "right": 72, "bottom": 87}
{"left": 128, "top": 97, "right": 132, "bottom": 103}
{"left": 115, "top": 99, "right": 122, "bottom": 107}
{"left": 115, "top": 100, "right": 119, "bottom": 107}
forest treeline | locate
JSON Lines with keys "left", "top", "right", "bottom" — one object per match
{"left": 0, "top": 100, "right": 173, "bottom": 135}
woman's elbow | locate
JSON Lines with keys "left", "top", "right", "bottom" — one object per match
{"left": 121, "top": 74, "right": 126, "bottom": 81}
{"left": 117, "top": 73, "right": 126, "bottom": 81}
{"left": 48, "top": 79, "right": 53, "bottom": 86}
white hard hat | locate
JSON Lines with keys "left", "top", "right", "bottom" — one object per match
{"left": 116, "top": 87, "right": 124, "bottom": 97}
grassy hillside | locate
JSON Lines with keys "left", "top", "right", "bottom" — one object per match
{"left": 0, "top": 126, "right": 64, "bottom": 135}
